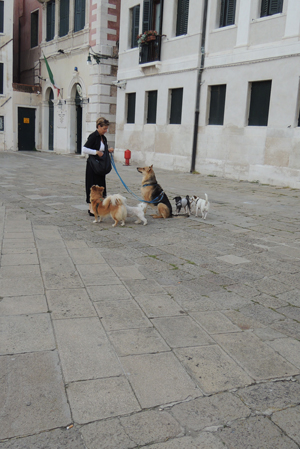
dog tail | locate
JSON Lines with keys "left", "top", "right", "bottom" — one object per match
{"left": 105, "top": 194, "right": 127, "bottom": 206}
{"left": 204, "top": 193, "right": 208, "bottom": 205}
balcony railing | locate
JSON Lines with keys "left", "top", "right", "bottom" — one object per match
{"left": 139, "top": 35, "right": 162, "bottom": 65}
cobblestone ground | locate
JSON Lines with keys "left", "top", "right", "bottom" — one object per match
{"left": 0, "top": 151, "right": 300, "bottom": 449}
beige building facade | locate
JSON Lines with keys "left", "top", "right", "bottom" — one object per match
{"left": 115, "top": 0, "right": 300, "bottom": 188}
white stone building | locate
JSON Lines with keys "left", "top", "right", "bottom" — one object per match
{"left": 0, "top": 0, "right": 14, "bottom": 151}
{"left": 11, "top": 0, "right": 120, "bottom": 154}
{"left": 115, "top": 0, "right": 300, "bottom": 188}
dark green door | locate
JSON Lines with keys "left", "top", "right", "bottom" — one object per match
{"left": 49, "top": 90, "right": 54, "bottom": 151}
{"left": 18, "top": 107, "right": 36, "bottom": 151}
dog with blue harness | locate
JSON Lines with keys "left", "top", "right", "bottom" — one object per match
{"left": 137, "top": 165, "right": 172, "bottom": 219}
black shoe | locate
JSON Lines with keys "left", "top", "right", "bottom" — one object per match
{"left": 88, "top": 211, "right": 94, "bottom": 217}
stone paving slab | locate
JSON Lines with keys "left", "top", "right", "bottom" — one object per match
{"left": 0, "top": 314, "right": 55, "bottom": 354}
{"left": 175, "top": 345, "right": 253, "bottom": 394}
{"left": 0, "top": 295, "right": 48, "bottom": 316}
{"left": 66, "top": 377, "right": 141, "bottom": 424}
{"left": 217, "top": 415, "right": 299, "bottom": 449}
{"left": 0, "top": 351, "right": 71, "bottom": 440}
{"left": 151, "top": 316, "right": 214, "bottom": 348}
{"left": 46, "top": 288, "right": 97, "bottom": 319}
{"left": 108, "top": 327, "right": 170, "bottom": 355}
{"left": 120, "top": 352, "right": 200, "bottom": 408}
{"left": 94, "top": 299, "right": 152, "bottom": 331}
{"left": 271, "top": 406, "right": 300, "bottom": 445}
{"left": 214, "top": 331, "right": 298, "bottom": 380}
{"left": 0, "top": 428, "right": 86, "bottom": 449}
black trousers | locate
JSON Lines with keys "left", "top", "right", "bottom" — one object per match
{"left": 85, "top": 160, "right": 107, "bottom": 203}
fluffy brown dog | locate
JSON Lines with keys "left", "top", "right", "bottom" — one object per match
{"left": 137, "top": 165, "right": 172, "bottom": 219}
{"left": 90, "top": 185, "right": 127, "bottom": 227}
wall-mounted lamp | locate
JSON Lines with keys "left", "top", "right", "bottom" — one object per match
{"left": 87, "top": 47, "right": 118, "bottom": 65}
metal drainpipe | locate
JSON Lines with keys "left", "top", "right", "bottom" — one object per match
{"left": 190, "top": 0, "right": 209, "bottom": 173}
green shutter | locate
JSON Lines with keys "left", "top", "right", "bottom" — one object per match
{"left": 131, "top": 5, "right": 140, "bottom": 48}
{"left": 248, "top": 80, "right": 272, "bottom": 126}
{"left": 208, "top": 85, "right": 226, "bottom": 125}
{"left": 143, "top": 0, "right": 152, "bottom": 32}
{"left": 74, "top": 0, "right": 85, "bottom": 32}
{"left": 170, "top": 88, "right": 183, "bottom": 124}
{"left": 0, "top": 63, "right": 3, "bottom": 95}
{"left": 176, "top": 0, "right": 189, "bottom": 36}
{"left": 147, "top": 90, "right": 157, "bottom": 124}
{"left": 60, "top": 0, "right": 70, "bottom": 37}
{"left": 127, "top": 93, "right": 136, "bottom": 124}
{"left": 46, "top": 1, "right": 55, "bottom": 41}
{"left": 220, "top": 0, "right": 236, "bottom": 27}
{"left": 31, "top": 11, "right": 39, "bottom": 48}
{"left": 0, "top": 1, "right": 4, "bottom": 33}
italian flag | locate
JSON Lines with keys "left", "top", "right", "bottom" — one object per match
{"left": 43, "top": 53, "right": 61, "bottom": 97}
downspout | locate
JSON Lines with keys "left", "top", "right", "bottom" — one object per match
{"left": 190, "top": 0, "right": 208, "bottom": 173}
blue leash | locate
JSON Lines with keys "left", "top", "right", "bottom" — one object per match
{"left": 110, "top": 153, "right": 164, "bottom": 204}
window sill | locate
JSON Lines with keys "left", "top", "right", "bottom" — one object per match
{"left": 140, "top": 61, "right": 161, "bottom": 70}
{"left": 212, "top": 24, "right": 237, "bottom": 33}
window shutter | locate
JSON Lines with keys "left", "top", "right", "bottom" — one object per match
{"left": 74, "top": 0, "right": 85, "bottom": 32}
{"left": 147, "top": 90, "right": 157, "bottom": 124}
{"left": 127, "top": 93, "right": 136, "bottom": 124}
{"left": 60, "top": 0, "right": 69, "bottom": 37}
{"left": 0, "top": 1, "right": 4, "bottom": 33}
{"left": 269, "top": 0, "right": 282, "bottom": 14}
{"left": 260, "top": 0, "right": 269, "bottom": 17}
{"left": 226, "top": 0, "right": 236, "bottom": 25}
{"left": 143, "top": 0, "right": 152, "bottom": 33}
{"left": 248, "top": 80, "right": 272, "bottom": 126}
{"left": 31, "top": 11, "right": 39, "bottom": 48}
{"left": 170, "top": 88, "right": 183, "bottom": 124}
{"left": 219, "top": 0, "right": 226, "bottom": 27}
{"left": 0, "top": 63, "right": 3, "bottom": 95}
{"left": 131, "top": 5, "right": 140, "bottom": 48}
{"left": 46, "top": 1, "right": 55, "bottom": 41}
{"left": 208, "top": 85, "right": 226, "bottom": 125}
{"left": 176, "top": 0, "right": 189, "bottom": 36}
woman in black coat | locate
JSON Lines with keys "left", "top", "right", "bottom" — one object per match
{"left": 82, "top": 117, "right": 114, "bottom": 216}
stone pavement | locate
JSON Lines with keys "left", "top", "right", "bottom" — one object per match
{"left": 0, "top": 151, "right": 300, "bottom": 449}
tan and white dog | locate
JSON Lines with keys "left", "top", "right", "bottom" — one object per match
{"left": 90, "top": 185, "right": 127, "bottom": 227}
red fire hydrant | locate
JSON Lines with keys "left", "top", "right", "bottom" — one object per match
{"left": 124, "top": 149, "right": 131, "bottom": 166}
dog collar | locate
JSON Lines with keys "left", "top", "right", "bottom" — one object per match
{"left": 142, "top": 182, "right": 157, "bottom": 187}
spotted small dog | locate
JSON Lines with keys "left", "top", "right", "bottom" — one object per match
{"left": 173, "top": 195, "right": 191, "bottom": 216}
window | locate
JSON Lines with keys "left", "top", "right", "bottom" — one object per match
{"left": 208, "top": 85, "right": 226, "bottom": 125}
{"left": 31, "top": 10, "right": 39, "bottom": 48}
{"left": 169, "top": 88, "right": 183, "bottom": 124}
{"left": 0, "top": 116, "right": 3, "bottom": 131}
{"left": 74, "top": 0, "right": 86, "bottom": 32}
{"left": 60, "top": 0, "right": 70, "bottom": 37}
{"left": 261, "top": 0, "right": 283, "bottom": 17}
{"left": 248, "top": 80, "right": 272, "bottom": 126}
{"left": 127, "top": 93, "right": 136, "bottom": 124}
{"left": 176, "top": 0, "right": 189, "bottom": 36}
{"left": 219, "top": 0, "right": 236, "bottom": 27}
{"left": 46, "top": 0, "right": 55, "bottom": 42}
{"left": 0, "top": 63, "right": 3, "bottom": 95}
{"left": 143, "top": 0, "right": 162, "bottom": 33}
{"left": 146, "top": 90, "right": 157, "bottom": 124}
{"left": 131, "top": 5, "right": 140, "bottom": 48}
{"left": 0, "top": 1, "right": 4, "bottom": 33}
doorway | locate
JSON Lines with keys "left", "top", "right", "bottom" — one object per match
{"left": 18, "top": 107, "right": 36, "bottom": 151}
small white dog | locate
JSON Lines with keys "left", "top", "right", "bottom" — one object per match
{"left": 125, "top": 202, "right": 148, "bottom": 225}
{"left": 190, "top": 194, "right": 210, "bottom": 219}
